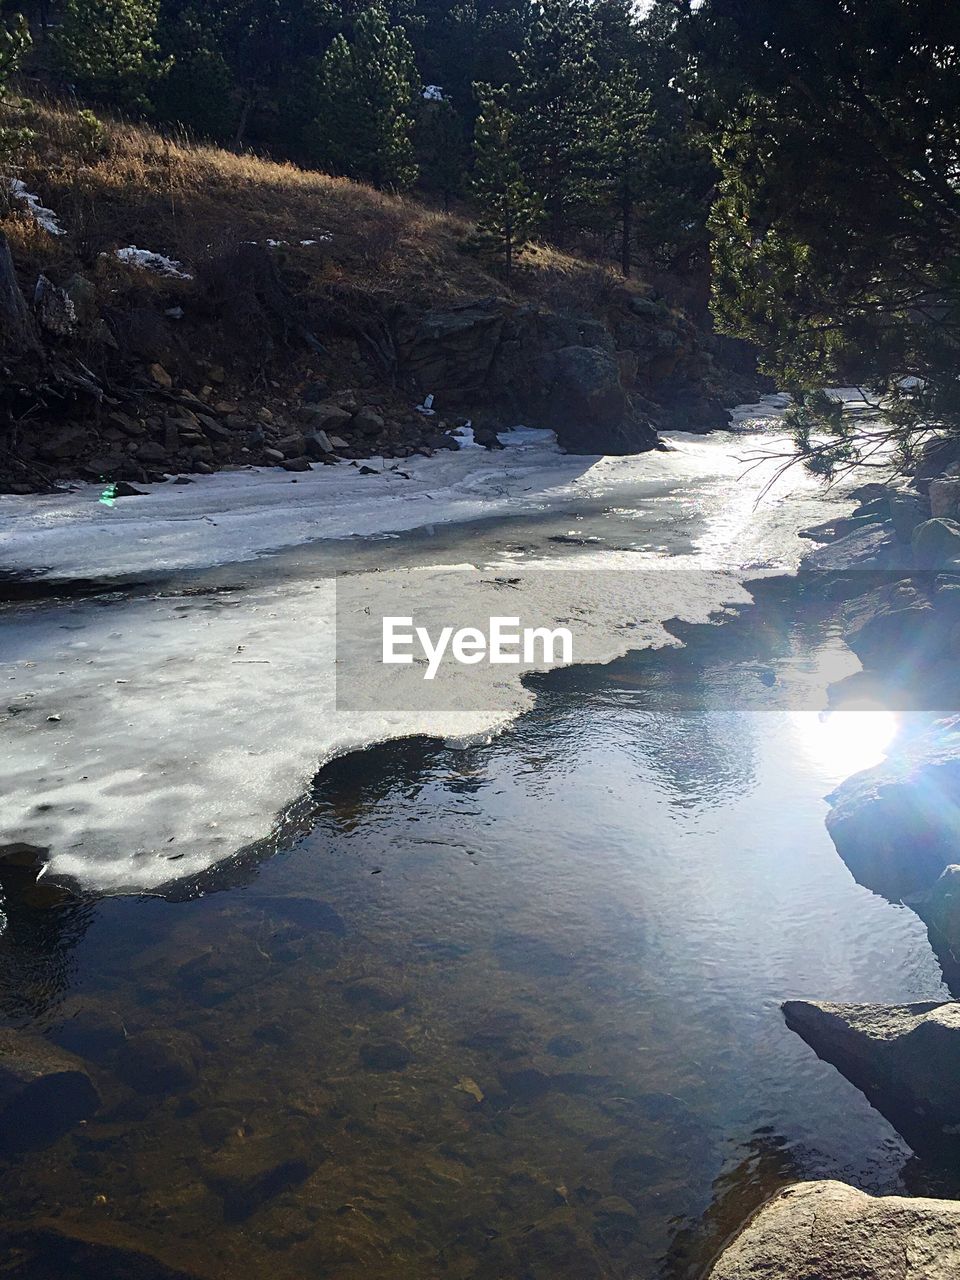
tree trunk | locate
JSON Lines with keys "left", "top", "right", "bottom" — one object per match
{"left": 0, "top": 233, "right": 39, "bottom": 354}
{"left": 620, "top": 177, "right": 632, "bottom": 279}
{"left": 232, "top": 93, "right": 254, "bottom": 153}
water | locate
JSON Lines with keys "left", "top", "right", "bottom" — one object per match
{"left": 0, "top": 596, "right": 950, "bottom": 1279}
{"left": 0, "top": 417, "right": 951, "bottom": 1277}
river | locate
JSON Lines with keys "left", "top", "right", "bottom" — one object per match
{"left": 0, "top": 403, "right": 951, "bottom": 1278}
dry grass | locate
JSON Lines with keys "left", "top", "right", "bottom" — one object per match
{"left": 1, "top": 97, "right": 650, "bottom": 317}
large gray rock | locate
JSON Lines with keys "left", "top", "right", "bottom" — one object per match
{"left": 913, "top": 517, "right": 960, "bottom": 569}
{"left": 841, "top": 579, "right": 947, "bottom": 671}
{"left": 0, "top": 1028, "right": 101, "bottom": 1152}
{"left": 395, "top": 298, "right": 658, "bottom": 454}
{"left": 782, "top": 999, "right": 960, "bottom": 1151}
{"left": 929, "top": 478, "right": 960, "bottom": 521}
{"left": 536, "top": 344, "right": 631, "bottom": 451}
{"left": 888, "top": 485, "right": 929, "bottom": 543}
{"left": 909, "top": 863, "right": 960, "bottom": 986}
{"left": 825, "top": 716, "right": 960, "bottom": 900}
{"left": 708, "top": 1180, "right": 960, "bottom": 1279}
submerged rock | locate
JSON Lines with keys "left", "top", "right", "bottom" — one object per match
{"left": 0, "top": 1029, "right": 101, "bottom": 1152}
{"left": 707, "top": 1180, "right": 960, "bottom": 1279}
{"left": 116, "top": 1029, "right": 201, "bottom": 1094}
{"left": 202, "top": 1131, "right": 314, "bottom": 1221}
{"left": 782, "top": 999, "right": 960, "bottom": 1151}
{"left": 825, "top": 716, "right": 960, "bottom": 901}
{"left": 0, "top": 1222, "right": 208, "bottom": 1279}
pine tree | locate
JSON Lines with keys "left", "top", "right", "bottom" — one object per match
{"left": 472, "top": 86, "right": 541, "bottom": 277}
{"left": 511, "top": 0, "right": 604, "bottom": 244}
{"left": 602, "top": 63, "right": 651, "bottom": 277}
{"left": 415, "top": 96, "right": 467, "bottom": 212}
{"left": 0, "top": 14, "right": 30, "bottom": 158}
{"left": 311, "top": 3, "right": 419, "bottom": 190}
{"left": 58, "top": 0, "right": 167, "bottom": 106}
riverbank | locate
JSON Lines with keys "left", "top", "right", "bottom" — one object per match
{"left": 0, "top": 101, "right": 762, "bottom": 495}
{"left": 702, "top": 443, "right": 960, "bottom": 1276}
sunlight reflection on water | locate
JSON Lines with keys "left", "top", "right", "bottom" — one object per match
{"left": 792, "top": 706, "right": 899, "bottom": 779}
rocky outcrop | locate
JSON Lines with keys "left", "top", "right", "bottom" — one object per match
{"left": 782, "top": 1000, "right": 960, "bottom": 1152}
{"left": 0, "top": 1028, "right": 101, "bottom": 1152}
{"left": 825, "top": 716, "right": 960, "bottom": 901}
{"left": 707, "top": 1180, "right": 960, "bottom": 1279}
{"left": 393, "top": 293, "right": 724, "bottom": 454}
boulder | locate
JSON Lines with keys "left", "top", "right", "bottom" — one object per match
{"left": 275, "top": 433, "right": 307, "bottom": 458}
{"left": 299, "top": 402, "right": 353, "bottom": 430}
{"left": 0, "top": 1029, "right": 101, "bottom": 1152}
{"left": 34, "top": 275, "right": 78, "bottom": 338}
{"left": 707, "top": 1180, "right": 960, "bottom": 1280}
{"left": 841, "top": 579, "right": 947, "bottom": 670}
{"left": 825, "top": 716, "right": 960, "bottom": 900}
{"left": 305, "top": 430, "right": 334, "bottom": 459}
{"left": 782, "top": 999, "right": 960, "bottom": 1151}
{"left": 536, "top": 345, "right": 638, "bottom": 453}
{"left": 888, "top": 486, "right": 929, "bottom": 543}
{"left": 909, "top": 863, "right": 960, "bottom": 986}
{"left": 913, "top": 517, "right": 960, "bottom": 569}
{"left": 930, "top": 478, "right": 960, "bottom": 521}
{"left": 352, "top": 408, "right": 385, "bottom": 436}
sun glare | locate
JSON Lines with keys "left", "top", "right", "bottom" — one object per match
{"left": 792, "top": 703, "right": 899, "bottom": 780}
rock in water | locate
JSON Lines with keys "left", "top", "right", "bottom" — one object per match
{"left": 116, "top": 1029, "right": 200, "bottom": 1094}
{"left": 708, "top": 1180, "right": 960, "bottom": 1280}
{"left": 825, "top": 716, "right": 960, "bottom": 901}
{"left": 0, "top": 1029, "right": 101, "bottom": 1152}
{"left": 911, "top": 864, "right": 960, "bottom": 980}
{"left": 782, "top": 1000, "right": 960, "bottom": 1151}
{"left": 0, "top": 1222, "right": 207, "bottom": 1279}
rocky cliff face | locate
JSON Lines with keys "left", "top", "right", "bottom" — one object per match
{"left": 0, "top": 238, "right": 757, "bottom": 491}
{"left": 394, "top": 293, "right": 744, "bottom": 454}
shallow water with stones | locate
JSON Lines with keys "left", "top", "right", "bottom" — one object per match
{"left": 0, "top": 590, "right": 952, "bottom": 1280}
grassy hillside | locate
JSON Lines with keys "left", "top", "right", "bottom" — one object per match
{"left": 0, "top": 98, "right": 751, "bottom": 493}
{"left": 3, "top": 98, "right": 635, "bottom": 313}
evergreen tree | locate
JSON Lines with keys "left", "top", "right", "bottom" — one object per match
{"left": 633, "top": 0, "right": 715, "bottom": 282}
{"left": 602, "top": 63, "right": 651, "bottom": 277}
{"left": 311, "top": 2, "right": 418, "bottom": 189}
{"left": 57, "top": 0, "right": 167, "bottom": 106}
{"left": 472, "top": 86, "right": 541, "bottom": 277}
{"left": 691, "top": 0, "right": 960, "bottom": 471}
{"left": 0, "top": 12, "right": 30, "bottom": 157}
{"left": 415, "top": 95, "right": 466, "bottom": 211}
{"left": 511, "top": 0, "right": 604, "bottom": 244}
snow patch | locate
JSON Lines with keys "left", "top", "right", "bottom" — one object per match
{"left": 423, "top": 84, "right": 445, "bottom": 101}
{"left": 7, "top": 179, "right": 65, "bottom": 236}
{"left": 113, "top": 246, "right": 193, "bottom": 279}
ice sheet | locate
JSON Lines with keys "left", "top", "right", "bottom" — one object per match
{"left": 0, "top": 397, "right": 867, "bottom": 892}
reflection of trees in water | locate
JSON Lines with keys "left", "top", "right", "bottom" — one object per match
{"left": 0, "top": 848, "right": 95, "bottom": 1023}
